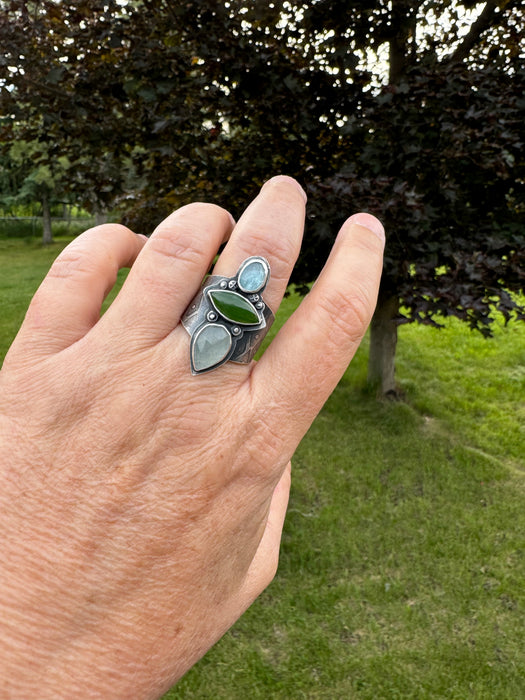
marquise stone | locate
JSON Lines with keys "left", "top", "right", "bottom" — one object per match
{"left": 209, "top": 290, "right": 259, "bottom": 325}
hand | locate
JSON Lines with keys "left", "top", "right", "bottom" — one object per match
{"left": 0, "top": 176, "right": 384, "bottom": 699}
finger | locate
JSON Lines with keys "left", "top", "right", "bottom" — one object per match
{"left": 102, "top": 203, "right": 235, "bottom": 345}
{"left": 238, "top": 462, "right": 292, "bottom": 607}
{"left": 8, "top": 225, "right": 146, "bottom": 360}
{"left": 254, "top": 214, "right": 385, "bottom": 442}
{"left": 212, "top": 176, "right": 306, "bottom": 313}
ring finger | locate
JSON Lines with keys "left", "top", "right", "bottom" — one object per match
{"left": 212, "top": 176, "right": 307, "bottom": 314}
{"left": 177, "top": 176, "right": 306, "bottom": 379}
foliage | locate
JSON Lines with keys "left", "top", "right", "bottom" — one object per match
{"left": 305, "top": 60, "right": 525, "bottom": 333}
{"left": 0, "top": 1, "right": 139, "bottom": 214}
{"left": 0, "top": 138, "right": 70, "bottom": 212}
{"left": 0, "top": 0, "right": 523, "bottom": 363}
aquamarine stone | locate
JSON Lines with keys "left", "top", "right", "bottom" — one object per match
{"left": 238, "top": 258, "right": 269, "bottom": 293}
{"left": 192, "top": 324, "right": 232, "bottom": 372}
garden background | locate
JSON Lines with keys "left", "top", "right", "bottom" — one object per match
{"left": 1, "top": 1, "right": 524, "bottom": 697}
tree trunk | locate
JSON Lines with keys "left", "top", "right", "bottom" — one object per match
{"left": 366, "top": 1, "right": 407, "bottom": 398}
{"left": 389, "top": 0, "right": 411, "bottom": 83}
{"left": 367, "top": 294, "right": 400, "bottom": 398}
{"left": 95, "top": 208, "right": 108, "bottom": 226}
{"left": 41, "top": 189, "right": 53, "bottom": 244}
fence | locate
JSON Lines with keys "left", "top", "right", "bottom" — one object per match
{"left": 0, "top": 216, "right": 96, "bottom": 236}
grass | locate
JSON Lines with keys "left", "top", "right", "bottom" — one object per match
{"left": 0, "top": 237, "right": 72, "bottom": 358}
{"left": 1, "top": 237, "right": 524, "bottom": 699}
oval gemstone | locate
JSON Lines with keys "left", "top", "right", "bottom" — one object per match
{"left": 192, "top": 323, "right": 232, "bottom": 372}
{"left": 238, "top": 258, "right": 269, "bottom": 293}
{"left": 209, "top": 290, "right": 259, "bottom": 325}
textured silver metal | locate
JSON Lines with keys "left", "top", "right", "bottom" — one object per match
{"left": 181, "top": 258, "right": 274, "bottom": 375}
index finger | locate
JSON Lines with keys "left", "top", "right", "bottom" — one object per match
{"left": 253, "top": 213, "right": 385, "bottom": 443}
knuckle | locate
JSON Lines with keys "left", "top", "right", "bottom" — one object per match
{"left": 46, "top": 224, "right": 137, "bottom": 282}
{"left": 237, "top": 228, "right": 297, "bottom": 284}
{"left": 46, "top": 248, "right": 97, "bottom": 281}
{"left": 149, "top": 202, "right": 230, "bottom": 270}
{"left": 148, "top": 224, "right": 205, "bottom": 270}
{"left": 238, "top": 401, "right": 285, "bottom": 477}
{"left": 315, "top": 284, "right": 373, "bottom": 347}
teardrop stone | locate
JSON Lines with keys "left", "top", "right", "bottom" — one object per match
{"left": 192, "top": 324, "right": 232, "bottom": 372}
{"left": 209, "top": 290, "right": 259, "bottom": 325}
{"left": 238, "top": 258, "right": 269, "bottom": 293}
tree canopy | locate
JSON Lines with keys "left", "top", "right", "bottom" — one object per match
{"left": 1, "top": 0, "right": 523, "bottom": 393}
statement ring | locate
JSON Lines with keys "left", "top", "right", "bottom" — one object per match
{"left": 181, "top": 257, "right": 275, "bottom": 374}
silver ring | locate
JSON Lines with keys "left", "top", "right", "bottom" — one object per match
{"left": 181, "top": 257, "right": 274, "bottom": 374}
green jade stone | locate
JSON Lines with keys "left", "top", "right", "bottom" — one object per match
{"left": 209, "top": 289, "right": 260, "bottom": 325}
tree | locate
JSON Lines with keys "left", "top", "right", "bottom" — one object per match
{"left": 298, "top": 0, "right": 525, "bottom": 395}
{"left": 0, "top": 1, "right": 142, "bottom": 221}
{"left": 187, "top": 0, "right": 524, "bottom": 395}
{"left": 1, "top": 1, "right": 523, "bottom": 395}
{"left": 0, "top": 1, "right": 346, "bottom": 224}
{"left": 0, "top": 138, "right": 71, "bottom": 243}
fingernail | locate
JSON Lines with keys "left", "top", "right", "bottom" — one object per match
{"left": 137, "top": 233, "right": 149, "bottom": 242}
{"left": 347, "top": 213, "right": 385, "bottom": 242}
{"left": 263, "top": 175, "right": 307, "bottom": 203}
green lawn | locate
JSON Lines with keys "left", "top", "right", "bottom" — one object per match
{"left": 1, "top": 238, "right": 524, "bottom": 699}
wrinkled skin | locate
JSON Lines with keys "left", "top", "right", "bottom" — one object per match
{"left": 0, "top": 177, "right": 384, "bottom": 699}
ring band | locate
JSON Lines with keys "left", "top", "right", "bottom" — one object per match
{"left": 181, "top": 257, "right": 274, "bottom": 374}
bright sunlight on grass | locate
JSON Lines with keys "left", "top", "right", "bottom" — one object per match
{"left": 1, "top": 238, "right": 524, "bottom": 699}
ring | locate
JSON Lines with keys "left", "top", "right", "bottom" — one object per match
{"left": 181, "top": 257, "right": 275, "bottom": 374}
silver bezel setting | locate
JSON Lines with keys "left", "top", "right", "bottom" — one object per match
{"left": 181, "top": 256, "right": 274, "bottom": 375}
{"left": 237, "top": 256, "right": 271, "bottom": 293}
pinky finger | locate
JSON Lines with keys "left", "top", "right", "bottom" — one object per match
{"left": 7, "top": 224, "right": 145, "bottom": 364}
{"left": 253, "top": 213, "right": 385, "bottom": 444}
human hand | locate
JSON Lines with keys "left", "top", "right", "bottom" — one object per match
{"left": 0, "top": 176, "right": 384, "bottom": 699}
